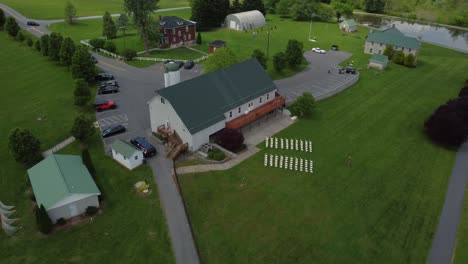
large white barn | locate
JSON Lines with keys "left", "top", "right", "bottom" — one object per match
{"left": 149, "top": 58, "right": 285, "bottom": 155}
{"left": 225, "top": 10, "right": 266, "bottom": 31}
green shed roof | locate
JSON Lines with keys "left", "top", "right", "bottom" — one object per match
{"left": 344, "top": 19, "right": 357, "bottom": 27}
{"left": 27, "top": 155, "right": 100, "bottom": 210}
{"left": 369, "top": 54, "right": 388, "bottom": 64}
{"left": 112, "top": 139, "right": 141, "bottom": 158}
{"left": 157, "top": 58, "right": 276, "bottom": 134}
{"left": 367, "top": 26, "right": 420, "bottom": 49}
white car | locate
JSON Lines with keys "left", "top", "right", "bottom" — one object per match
{"left": 312, "top": 47, "right": 320, "bottom": 53}
{"left": 319, "top": 49, "right": 326, "bottom": 54}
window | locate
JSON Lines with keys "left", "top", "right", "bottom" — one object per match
{"left": 395, "top": 46, "right": 399, "bottom": 50}
{"left": 370, "top": 48, "right": 373, "bottom": 53}
{"left": 259, "top": 97, "right": 262, "bottom": 103}
{"left": 380, "top": 43, "right": 382, "bottom": 47}
{"left": 173, "top": 37, "right": 176, "bottom": 42}
{"left": 135, "top": 156, "right": 138, "bottom": 160}
{"left": 188, "top": 34, "right": 191, "bottom": 40}
{"left": 238, "top": 107, "right": 241, "bottom": 113}
{"left": 164, "top": 29, "right": 167, "bottom": 34}
{"left": 402, "top": 47, "right": 405, "bottom": 51}
{"left": 183, "top": 35, "right": 186, "bottom": 41}
{"left": 161, "top": 98, "right": 165, "bottom": 104}
{"left": 378, "top": 50, "right": 381, "bottom": 54}
{"left": 172, "top": 28, "right": 175, "bottom": 34}
{"left": 267, "top": 94, "right": 269, "bottom": 100}
{"left": 409, "top": 48, "right": 412, "bottom": 52}
{"left": 186, "top": 26, "right": 189, "bottom": 32}
{"left": 371, "top": 41, "right": 374, "bottom": 45}
{"left": 178, "top": 30, "right": 181, "bottom": 36}
{"left": 229, "top": 111, "right": 232, "bottom": 117}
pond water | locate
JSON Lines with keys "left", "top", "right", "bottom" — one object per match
{"left": 354, "top": 14, "right": 468, "bottom": 53}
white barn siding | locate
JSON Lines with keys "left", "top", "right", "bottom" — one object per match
{"left": 149, "top": 95, "right": 193, "bottom": 147}
{"left": 224, "top": 91, "right": 276, "bottom": 122}
{"left": 191, "top": 121, "right": 226, "bottom": 151}
{"left": 112, "top": 149, "right": 144, "bottom": 170}
{"left": 47, "top": 195, "right": 99, "bottom": 223}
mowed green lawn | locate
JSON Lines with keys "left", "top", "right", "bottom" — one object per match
{"left": 178, "top": 43, "right": 468, "bottom": 263}
{"left": 0, "top": 32, "right": 173, "bottom": 263}
{"left": 0, "top": 0, "right": 189, "bottom": 19}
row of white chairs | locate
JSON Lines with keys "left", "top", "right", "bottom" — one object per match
{"left": 264, "top": 153, "right": 314, "bottom": 173}
{"left": 265, "top": 137, "right": 313, "bottom": 152}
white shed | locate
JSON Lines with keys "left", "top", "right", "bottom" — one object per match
{"left": 340, "top": 19, "right": 357, "bottom": 32}
{"left": 225, "top": 10, "right": 265, "bottom": 31}
{"left": 111, "top": 139, "right": 144, "bottom": 170}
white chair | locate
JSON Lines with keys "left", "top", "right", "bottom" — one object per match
{"left": 275, "top": 138, "right": 278, "bottom": 149}
{"left": 295, "top": 140, "right": 299, "bottom": 151}
{"left": 279, "top": 155, "right": 283, "bottom": 168}
{"left": 280, "top": 138, "right": 284, "bottom": 149}
{"left": 270, "top": 137, "right": 274, "bottom": 149}
{"left": 264, "top": 153, "right": 268, "bottom": 166}
{"left": 310, "top": 160, "right": 314, "bottom": 173}
{"left": 309, "top": 141, "right": 313, "bottom": 152}
{"left": 269, "top": 154, "right": 274, "bottom": 167}
{"left": 305, "top": 142, "right": 308, "bottom": 152}
{"left": 265, "top": 137, "right": 269, "bottom": 148}
{"left": 285, "top": 139, "right": 289, "bottom": 150}
{"left": 274, "top": 155, "right": 278, "bottom": 167}
{"left": 290, "top": 157, "right": 294, "bottom": 170}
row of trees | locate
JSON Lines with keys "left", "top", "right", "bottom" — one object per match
{"left": 273, "top": 39, "right": 304, "bottom": 72}
{"left": 424, "top": 80, "right": 468, "bottom": 148}
{"left": 383, "top": 45, "right": 416, "bottom": 67}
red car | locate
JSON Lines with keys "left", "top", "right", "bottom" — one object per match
{"left": 95, "top": 100, "right": 116, "bottom": 112}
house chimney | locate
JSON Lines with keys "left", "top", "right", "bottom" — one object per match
{"left": 164, "top": 62, "right": 181, "bottom": 88}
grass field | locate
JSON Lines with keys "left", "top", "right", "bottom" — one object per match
{"left": 178, "top": 42, "right": 468, "bottom": 263}
{"left": 0, "top": 0, "right": 189, "bottom": 19}
{"left": 0, "top": 32, "right": 174, "bottom": 263}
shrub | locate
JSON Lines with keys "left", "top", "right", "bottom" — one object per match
{"left": 217, "top": 128, "right": 244, "bottom": 151}
{"left": 26, "top": 37, "right": 33, "bottom": 47}
{"left": 393, "top": 50, "right": 405, "bottom": 65}
{"left": 70, "top": 114, "right": 95, "bottom": 142}
{"left": 103, "top": 41, "right": 117, "bottom": 53}
{"left": 208, "top": 148, "right": 226, "bottom": 161}
{"left": 273, "top": 51, "right": 286, "bottom": 72}
{"left": 40, "top": 34, "right": 49, "bottom": 56}
{"left": 16, "top": 32, "right": 25, "bottom": 42}
{"left": 71, "top": 45, "right": 96, "bottom": 81}
{"left": 404, "top": 53, "right": 416, "bottom": 67}
{"left": 8, "top": 128, "right": 42, "bottom": 165}
{"left": 81, "top": 148, "right": 96, "bottom": 178}
{"left": 285, "top": 39, "right": 303, "bottom": 68}
{"left": 121, "top": 49, "right": 137, "bottom": 60}
{"left": 35, "top": 204, "right": 53, "bottom": 234}
{"left": 0, "top": 9, "right": 5, "bottom": 29}
{"left": 56, "top": 218, "right": 67, "bottom": 226}
{"left": 459, "top": 86, "right": 468, "bottom": 98}
{"left": 383, "top": 45, "right": 394, "bottom": 59}
{"left": 4, "top": 17, "right": 20, "bottom": 37}
{"left": 196, "top": 32, "right": 202, "bottom": 45}
{"left": 86, "top": 206, "right": 99, "bottom": 215}
{"left": 252, "top": 49, "right": 267, "bottom": 69}
{"left": 89, "top": 38, "right": 106, "bottom": 50}
{"left": 34, "top": 40, "right": 41, "bottom": 52}
{"left": 289, "top": 92, "right": 315, "bottom": 117}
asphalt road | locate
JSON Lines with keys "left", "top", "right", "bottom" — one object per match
{"left": 428, "top": 141, "right": 468, "bottom": 264}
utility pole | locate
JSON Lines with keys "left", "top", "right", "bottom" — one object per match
{"left": 266, "top": 30, "right": 271, "bottom": 59}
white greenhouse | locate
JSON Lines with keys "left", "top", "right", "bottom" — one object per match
{"left": 225, "top": 10, "right": 266, "bottom": 31}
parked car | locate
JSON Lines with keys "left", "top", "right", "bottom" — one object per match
{"left": 27, "top": 21, "right": 40, "bottom": 26}
{"left": 98, "top": 85, "right": 119, "bottom": 95}
{"left": 101, "top": 124, "right": 126, "bottom": 138}
{"left": 95, "top": 73, "right": 114, "bottom": 81}
{"left": 184, "top": 60, "right": 195, "bottom": 69}
{"left": 130, "top": 137, "right": 157, "bottom": 157}
{"left": 345, "top": 67, "right": 356, "bottom": 74}
{"left": 319, "top": 49, "right": 326, "bottom": 54}
{"left": 100, "top": 80, "right": 119, "bottom": 88}
{"left": 91, "top": 56, "right": 98, "bottom": 63}
{"left": 176, "top": 61, "right": 185, "bottom": 69}
{"left": 94, "top": 100, "right": 116, "bottom": 112}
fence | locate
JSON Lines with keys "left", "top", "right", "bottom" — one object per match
{"left": 315, "top": 72, "right": 360, "bottom": 101}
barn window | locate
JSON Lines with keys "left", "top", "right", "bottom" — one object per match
{"left": 409, "top": 48, "right": 412, "bottom": 52}
{"left": 259, "top": 97, "right": 262, "bottom": 103}
{"left": 173, "top": 37, "right": 176, "bottom": 42}
{"left": 402, "top": 47, "right": 405, "bottom": 51}
{"left": 135, "top": 156, "right": 138, "bottom": 160}
{"left": 378, "top": 50, "right": 381, "bottom": 54}
{"left": 370, "top": 48, "right": 373, "bottom": 53}
{"left": 229, "top": 111, "right": 232, "bottom": 117}
{"left": 188, "top": 34, "right": 191, "bottom": 40}
{"left": 371, "top": 41, "right": 374, "bottom": 45}
{"left": 178, "top": 30, "right": 181, "bottom": 36}
{"left": 380, "top": 43, "right": 382, "bottom": 47}
{"left": 161, "top": 98, "right": 165, "bottom": 104}
{"left": 172, "top": 28, "right": 175, "bottom": 34}
{"left": 267, "top": 94, "right": 269, "bottom": 100}
{"left": 186, "top": 26, "right": 189, "bottom": 32}
{"left": 238, "top": 107, "right": 241, "bottom": 113}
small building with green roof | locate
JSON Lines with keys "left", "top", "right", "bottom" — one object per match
{"left": 368, "top": 54, "right": 389, "bottom": 70}
{"left": 365, "top": 25, "right": 420, "bottom": 62}
{"left": 111, "top": 139, "right": 144, "bottom": 170}
{"left": 27, "top": 154, "right": 101, "bottom": 223}
{"left": 340, "top": 19, "right": 357, "bottom": 32}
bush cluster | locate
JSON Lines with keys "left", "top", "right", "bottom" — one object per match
{"left": 216, "top": 129, "right": 244, "bottom": 151}
{"left": 207, "top": 148, "right": 226, "bottom": 161}
{"left": 121, "top": 49, "right": 137, "bottom": 60}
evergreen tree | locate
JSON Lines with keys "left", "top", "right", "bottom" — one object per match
{"left": 64, "top": 0, "right": 77, "bottom": 25}
{"left": 383, "top": 44, "right": 394, "bottom": 59}
{"left": 116, "top": 13, "right": 129, "bottom": 37}
{"left": 71, "top": 45, "right": 96, "bottom": 81}
{"left": 393, "top": 50, "right": 405, "bottom": 65}
{"left": 285, "top": 39, "right": 304, "bottom": 67}
{"left": 60, "top": 37, "right": 76, "bottom": 67}
{"left": 48, "top": 32, "right": 64, "bottom": 61}
{"left": 73, "top": 79, "right": 91, "bottom": 106}
{"left": 35, "top": 204, "right": 53, "bottom": 234}
{"left": 34, "top": 39, "right": 41, "bottom": 52}
{"left": 81, "top": 148, "right": 96, "bottom": 178}
{"left": 4, "top": 17, "right": 20, "bottom": 37}
{"left": 364, "top": 0, "right": 386, "bottom": 13}
{"left": 242, "top": 0, "right": 266, "bottom": 15}
{"left": 265, "top": 0, "right": 280, "bottom": 14}
{"left": 124, "top": 0, "right": 159, "bottom": 53}
{"left": 102, "top": 11, "right": 117, "bottom": 39}
{"left": 8, "top": 128, "right": 41, "bottom": 165}
{"left": 26, "top": 37, "right": 34, "bottom": 47}
{"left": 70, "top": 114, "right": 95, "bottom": 142}
{"left": 273, "top": 51, "right": 286, "bottom": 72}
{"left": 251, "top": 49, "right": 267, "bottom": 69}
{"left": 231, "top": 0, "right": 243, "bottom": 13}
{"left": 404, "top": 53, "right": 416, "bottom": 67}
{"left": 0, "top": 9, "right": 5, "bottom": 29}
{"left": 40, "top": 34, "right": 49, "bottom": 56}
{"left": 191, "top": 0, "right": 230, "bottom": 30}
{"left": 16, "top": 31, "right": 25, "bottom": 42}
{"left": 196, "top": 32, "right": 202, "bottom": 45}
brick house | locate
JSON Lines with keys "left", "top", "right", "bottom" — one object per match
{"left": 159, "top": 16, "right": 197, "bottom": 48}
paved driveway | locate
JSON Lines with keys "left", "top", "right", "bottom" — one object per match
{"left": 275, "top": 50, "right": 356, "bottom": 103}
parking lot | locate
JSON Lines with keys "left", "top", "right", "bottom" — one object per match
{"left": 275, "top": 50, "right": 357, "bottom": 103}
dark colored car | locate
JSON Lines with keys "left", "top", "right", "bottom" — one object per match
{"left": 94, "top": 99, "right": 116, "bottom": 112}
{"left": 101, "top": 124, "right": 126, "bottom": 138}
{"left": 92, "top": 56, "right": 98, "bottom": 63}
{"left": 345, "top": 67, "right": 356, "bottom": 74}
{"left": 130, "top": 137, "right": 157, "bottom": 157}
{"left": 100, "top": 80, "right": 119, "bottom": 88}
{"left": 95, "top": 73, "right": 114, "bottom": 81}
{"left": 184, "top": 60, "right": 195, "bottom": 69}
{"left": 176, "top": 61, "right": 185, "bottom": 69}
{"left": 98, "top": 85, "right": 119, "bottom": 95}
{"left": 27, "top": 21, "right": 40, "bottom": 26}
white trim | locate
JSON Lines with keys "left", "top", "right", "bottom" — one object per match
{"left": 47, "top": 193, "right": 100, "bottom": 210}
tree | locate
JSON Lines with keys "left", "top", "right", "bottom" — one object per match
{"left": 383, "top": 44, "right": 394, "bottom": 59}
{"left": 121, "top": 48, "right": 137, "bottom": 60}
{"left": 242, "top": 0, "right": 266, "bottom": 15}
{"left": 285, "top": 39, "right": 304, "bottom": 67}
{"left": 48, "top": 32, "right": 64, "bottom": 61}
{"left": 231, "top": 0, "right": 243, "bottom": 13}
{"left": 124, "top": 0, "right": 159, "bottom": 53}
{"left": 331, "top": 0, "right": 353, "bottom": 20}
{"left": 60, "top": 37, "right": 76, "bottom": 67}
{"left": 64, "top": 0, "right": 77, "bottom": 25}
{"left": 16, "top": 31, "right": 25, "bottom": 42}
{"left": 102, "top": 11, "right": 117, "bottom": 39}
{"left": 34, "top": 39, "right": 41, "bottom": 52}
{"left": 4, "top": 17, "right": 20, "bottom": 38}
{"left": 81, "top": 148, "right": 96, "bottom": 178}
{"left": 276, "top": 0, "right": 291, "bottom": 17}
{"left": 265, "top": 0, "right": 281, "bottom": 14}
{"left": 364, "top": 0, "right": 386, "bottom": 13}
{"left": 103, "top": 41, "right": 117, "bottom": 53}
{"left": 40, "top": 34, "right": 49, "bottom": 56}
{"left": 8, "top": 128, "right": 41, "bottom": 165}
{"left": 393, "top": 50, "right": 405, "bottom": 65}
{"left": 73, "top": 79, "right": 91, "bottom": 106}
{"left": 217, "top": 129, "right": 244, "bottom": 151}
{"left": 459, "top": 86, "right": 468, "bottom": 98}
{"left": 89, "top": 38, "right": 106, "bottom": 50}
{"left": 204, "top": 47, "right": 238, "bottom": 74}
{"left": 26, "top": 37, "right": 34, "bottom": 47}
{"left": 145, "top": 18, "right": 162, "bottom": 48}
{"left": 289, "top": 92, "right": 315, "bottom": 117}
{"left": 251, "top": 49, "right": 267, "bottom": 69}
{"left": 35, "top": 204, "right": 53, "bottom": 234}
{"left": 191, "top": 0, "right": 230, "bottom": 30}
{"left": 71, "top": 45, "right": 96, "bottom": 81}
{"left": 196, "top": 32, "right": 202, "bottom": 45}
{"left": 70, "top": 114, "right": 95, "bottom": 142}
{"left": 273, "top": 51, "right": 287, "bottom": 72}
{"left": 116, "top": 13, "right": 129, "bottom": 37}
{"left": 0, "top": 9, "right": 5, "bottom": 30}
{"left": 404, "top": 53, "right": 416, "bottom": 67}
